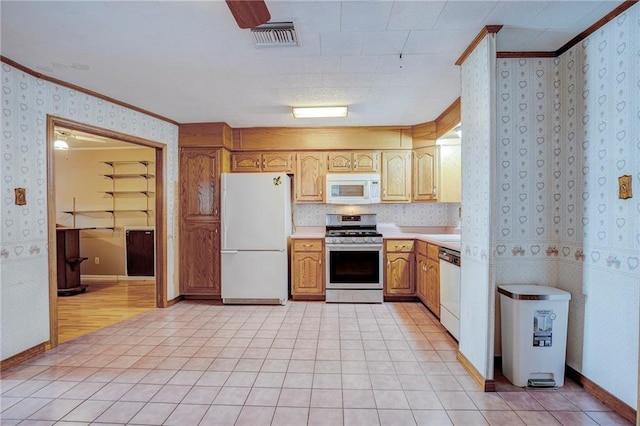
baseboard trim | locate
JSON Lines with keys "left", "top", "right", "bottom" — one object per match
{"left": 1, "top": 343, "right": 47, "bottom": 372}
{"left": 165, "top": 295, "right": 183, "bottom": 307}
{"left": 565, "top": 365, "right": 637, "bottom": 424}
{"left": 458, "top": 351, "right": 496, "bottom": 392}
{"left": 183, "top": 295, "right": 223, "bottom": 303}
{"left": 292, "top": 295, "right": 325, "bottom": 301}
{"left": 383, "top": 295, "right": 420, "bottom": 303}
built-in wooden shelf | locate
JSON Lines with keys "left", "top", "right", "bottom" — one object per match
{"left": 103, "top": 173, "right": 155, "bottom": 179}
{"left": 63, "top": 209, "right": 150, "bottom": 214}
{"left": 103, "top": 160, "right": 154, "bottom": 167}
{"left": 103, "top": 191, "right": 155, "bottom": 197}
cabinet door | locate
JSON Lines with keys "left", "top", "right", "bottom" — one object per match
{"left": 385, "top": 252, "right": 415, "bottom": 295}
{"left": 180, "top": 148, "right": 219, "bottom": 221}
{"left": 439, "top": 144, "right": 461, "bottom": 202}
{"left": 416, "top": 254, "right": 428, "bottom": 302}
{"left": 381, "top": 151, "right": 411, "bottom": 202}
{"left": 262, "top": 152, "right": 294, "bottom": 173}
{"left": 413, "top": 146, "right": 438, "bottom": 201}
{"left": 180, "top": 222, "right": 220, "bottom": 296}
{"left": 292, "top": 251, "right": 324, "bottom": 296}
{"left": 327, "top": 153, "right": 352, "bottom": 172}
{"left": 426, "top": 258, "right": 440, "bottom": 317}
{"left": 231, "top": 153, "right": 262, "bottom": 172}
{"left": 295, "top": 152, "right": 325, "bottom": 202}
{"left": 353, "top": 151, "right": 379, "bottom": 172}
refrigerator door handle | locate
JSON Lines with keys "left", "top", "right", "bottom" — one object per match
{"left": 221, "top": 250, "right": 239, "bottom": 254}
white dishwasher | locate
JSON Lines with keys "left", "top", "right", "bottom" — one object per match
{"left": 439, "top": 248, "right": 461, "bottom": 340}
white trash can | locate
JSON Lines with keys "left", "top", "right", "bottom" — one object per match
{"left": 498, "top": 284, "right": 571, "bottom": 388}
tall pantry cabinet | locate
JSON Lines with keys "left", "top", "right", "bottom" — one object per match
{"left": 178, "top": 123, "right": 232, "bottom": 298}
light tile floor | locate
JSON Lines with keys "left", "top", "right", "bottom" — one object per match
{"left": 0, "top": 301, "right": 632, "bottom": 425}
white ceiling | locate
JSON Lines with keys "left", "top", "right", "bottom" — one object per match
{"left": 1, "top": 1, "right": 623, "bottom": 128}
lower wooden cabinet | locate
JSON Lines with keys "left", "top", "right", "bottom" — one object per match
{"left": 180, "top": 222, "right": 220, "bottom": 296}
{"left": 291, "top": 239, "right": 324, "bottom": 300}
{"left": 416, "top": 241, "right": 440, "bottom": 316}
{"left": 384, "top": 239, "right": 415, "bottom": 296}
{"left": 425, "top": 257, "right": 440, "bottom": 316}
{"left": 416, "top": 243, "right": 429, "bottom": 303}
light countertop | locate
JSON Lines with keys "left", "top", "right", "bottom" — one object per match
{"left": 291, "top": 226, "right": 461, "bottom": 252}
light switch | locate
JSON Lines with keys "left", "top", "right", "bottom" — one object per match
{"left": 618, "top": 175, "right": 632, "bottom": 199}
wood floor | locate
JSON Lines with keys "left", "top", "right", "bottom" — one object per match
{"left": 57, "top": 279, "right": 156, "bottom": 343}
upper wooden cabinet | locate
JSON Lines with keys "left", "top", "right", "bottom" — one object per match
{"left": 231, "top": 152, "right": 294, "bottom": 173}
{"left": 179, "top": 122, "right": 233, "bottom": 148}
{"left": 413, "top": 146, "right": 438, "bottom": 201}
{"left": 381, "top": 151, "right": 412, "bottom": 203}
{"left": 180, "top": 148, "right": 220, "bottom": 221}
{"left": 438, "top": 144, "right": 461, "bottom": 203}
{"left": 295, "top": 152, "right": 325, "bottom": 203}
{"left": 327, "top": 151, "right": 379, "bottom": 173}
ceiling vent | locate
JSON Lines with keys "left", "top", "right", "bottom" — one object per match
{"left": 251, "top": 22, "right": 298, "bottom": 48}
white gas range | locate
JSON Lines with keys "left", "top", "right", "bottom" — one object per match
{"left": 325, "top": 214, "right": 383, "bottom": 303}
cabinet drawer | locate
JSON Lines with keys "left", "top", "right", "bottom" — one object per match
{"left": 385, "top": 239, "right": 414, "bottom": 252}
{"left": 293, "top": 239, "right": 323, "bottom": 252}
{"left": 427, "top": 244, "right": 440, "bottom": 260}
{"left": 416, "top": 240, "right": 428, "bottom": 257}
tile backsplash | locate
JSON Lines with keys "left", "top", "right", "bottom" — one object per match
{"left": 293, "top": 202, "right": 460, "bottom": 228}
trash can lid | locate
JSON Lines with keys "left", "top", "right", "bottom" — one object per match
{"left": 497, "top": 284, "right": 571, "bottom": 301}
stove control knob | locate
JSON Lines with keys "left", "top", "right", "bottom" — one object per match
{"left": 351, "top": 237, "right": 357, "bottom": 242}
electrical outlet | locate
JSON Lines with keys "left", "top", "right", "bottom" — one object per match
{"left": 94, "top": 257, "right": 100, "bottom": 265}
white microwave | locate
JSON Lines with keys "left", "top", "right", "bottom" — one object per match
{"left": 326, "top": 173, "right": 381, "bottom": 204}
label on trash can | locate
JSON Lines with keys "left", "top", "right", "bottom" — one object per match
{"left": 533, "top": 310, "right": 556, "bottom": 347}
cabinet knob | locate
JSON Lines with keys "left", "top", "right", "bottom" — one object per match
{"left": 319, "top": 259, "right": 322, "bottom": 266}
{"left": 303, "top": 244, "right": 312, "bottom": 248}
{"left": 262, "top": 159, "right": 266, "bottom": 168}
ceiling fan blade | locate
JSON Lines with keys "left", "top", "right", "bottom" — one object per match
{"left": 225, "top": 0, "right": 270, "bottom": 29}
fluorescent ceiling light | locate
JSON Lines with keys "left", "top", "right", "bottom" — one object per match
{"left": 54, "top": 139, "right": 69, "bottom": 150}
{"left": 292, "top": 106, "right": 348, "bottom": 119}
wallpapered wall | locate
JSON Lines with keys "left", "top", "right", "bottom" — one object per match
{"left": 459, "top": 34, "right": 496, "bottom": 380}
{"left": 0, "top": 63, "right": 179, "bottom": 360}
{"left": 494, "top": 5, "right": 639, "bottom": 407}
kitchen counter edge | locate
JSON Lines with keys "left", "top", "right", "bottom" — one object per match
{"left": 290, "top": 231, "right": 461, "bottom": 252}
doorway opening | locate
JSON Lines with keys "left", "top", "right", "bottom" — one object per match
{"left": 47, "top": 116, "right": 166, "bottom": 347}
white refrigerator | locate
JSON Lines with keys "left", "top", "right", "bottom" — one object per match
{"left": 221, "top": 172, "right": 292, "bottom": 305}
